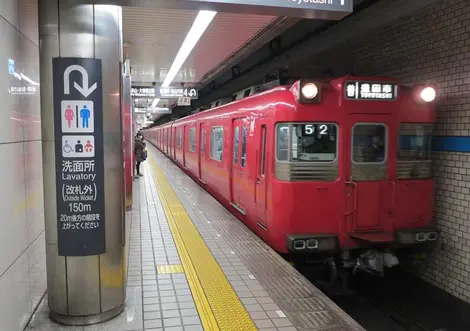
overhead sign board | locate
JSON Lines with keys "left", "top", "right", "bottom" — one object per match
{"left": 74, "top": 0, "right": 352, "bottom": 19}
{"left": 157, "top": 87, "right": 198, "bottom": 99}
{"left": 154, "top": 107, "right": 172, "bottom": 114}
{"left": 53, "top": 57, "right": 106, "bottom": 257}
{"left": 131, "top": 86, "right": 156, "bottom": 98}
{"left": 177, "top": 96, "right": 191, "bottom": 106}
{"left": 344, "top": 81, "right": 398, "bottom": 101}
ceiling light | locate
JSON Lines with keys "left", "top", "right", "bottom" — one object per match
{"left": 149, "top": 10, "right": 216, "bottom": 111}
{"left": 161, "top": 10, "right": 216, "bottom": 87}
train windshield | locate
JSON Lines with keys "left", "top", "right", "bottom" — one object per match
{"left": 276, "top": 123, "right": 337, "bottom": 162}
{"left": 398, "top": 124, "right": 433, "bottom": 161}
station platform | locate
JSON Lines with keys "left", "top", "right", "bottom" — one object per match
{"left": 26, "top": 145, "right": 363, "bottom": 331}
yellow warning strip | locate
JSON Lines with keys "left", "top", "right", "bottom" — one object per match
{"left": 148, "top": 155, "right": 257, "bottom": 331}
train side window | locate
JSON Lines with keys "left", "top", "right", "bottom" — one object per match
{"left": 260, "top": 125, "right": 267, "bottom": 176}
{"left": 201, "top": 128, "right": 206, "bottom": 155}
{"left": 241, "top": 126, "right": 247, "bottom": 168}
{"left": 189, "top": 127, "right": 196, "bottom": 152}
{"left": 177, "top": 128, "right": 182, "bottom": 148}
{"left": 210, "top": 126, "right": 224, "bottom": 161}
{"left": 243, "top": 89, "right": 251, "bottom": 98}
{"left": 233, "top": 127, "right": 239, "bottom": 164}
{"left": 352, "top": 124, "right": 387, "bottom": 163}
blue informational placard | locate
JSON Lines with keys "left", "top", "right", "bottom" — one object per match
{"left": 52, "top": 57, "right": 106, "bottom": 256}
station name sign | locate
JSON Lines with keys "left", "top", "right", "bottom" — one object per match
{"left": 344, "top": 81, "right": 398, "bottom": 101}
{"left": 157, "top": 87, "right": 198, "bottom": 99}
{"left": 183, "top": 0, "right": 353, "bottom": 20}
{"left": 131, "top": 86, "right": 156, "bottom": 98}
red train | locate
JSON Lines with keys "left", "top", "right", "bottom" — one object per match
{"left": 143, "top": 76, "right": 438, "bottom": 277}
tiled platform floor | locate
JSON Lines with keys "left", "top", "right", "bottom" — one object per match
{"left": 25, "top": 145, "right": 363, "bottom": 331}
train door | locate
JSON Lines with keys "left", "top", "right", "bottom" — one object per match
{"left": 172, "top": 127, "right": 176, "bottom": 159}
{"left": 346, "top": 116, "right": 394, "bottom": 242}
{"left": 182, "top": 125, "right": 187, "bottom": 168}
{"left": 230, "top": 118, "right": 248, "bottom": 215}
{"left": 255, "top": 119, "right": 268, "bottom": 228}
{"left": 198, "top": 123, "right": 207, "bottom": 183}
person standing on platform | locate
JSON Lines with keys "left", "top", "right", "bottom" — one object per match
{"left": 134, "top": 132, "right": 147, "bottom": 178}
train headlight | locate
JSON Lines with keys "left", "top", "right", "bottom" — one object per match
{"left": 297, "top": 80, "right": 322, "bottom": 104}
{"left": 301, "top": 83, "right": 318, "bottom": 99}
{"left": 420, "top": 87, "right": 436, "bottom": 103}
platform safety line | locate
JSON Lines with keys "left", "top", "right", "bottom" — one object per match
{"left": 148, "top": 158, "right": 219, "bottom": 331}
{"left": 148, "top": 155, "right": 257, "bottom": 331}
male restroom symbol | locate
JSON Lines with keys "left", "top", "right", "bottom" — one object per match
{"left": 80, "top": 105, "right": 91, "bottom": 128}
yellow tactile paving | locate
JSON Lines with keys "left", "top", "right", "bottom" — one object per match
{"left": 156, "top": 264, "right": 184, "bottom": 274}
{"left": 149, "top": 155, "right": 257, "bottom": 331}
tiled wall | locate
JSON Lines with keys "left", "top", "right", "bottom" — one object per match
{"left": 295, "top": 0, "right": 470, "bottom": 303}
{"left": 0, "top": 0, "right": 46, "bottom": 330}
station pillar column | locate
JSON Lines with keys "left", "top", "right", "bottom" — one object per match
{"left": 39, "top": 2, "right": 126, "bottom": 325}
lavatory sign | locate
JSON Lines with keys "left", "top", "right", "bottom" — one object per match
{"left": 52, "top": 58, "right": 106, "bottom": 256}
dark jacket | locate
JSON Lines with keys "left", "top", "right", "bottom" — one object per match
{"left": 134, "top": 138, "right": 146, "bottom": 162}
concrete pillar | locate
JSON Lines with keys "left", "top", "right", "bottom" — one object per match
{"left": 39, "top": 2, "right": 125, "bottom": 325}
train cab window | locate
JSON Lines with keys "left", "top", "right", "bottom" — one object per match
{"left": 397, "top": 123, "right": 433, "bottom": 179}
{"left": 210, "top": 126, "right": 224, "bottom": 161}
{"left": 201, "top": 128, "right": 206, "bottom": 155}
{"left": 189, "top": 127, "right": 196, "bottom": 152}
{"left": 243, "top": 89, "right": 251, "bottom": 98}
{"left": 276, "top": 123, "right": 337, "bottom": 162}
{"left": 233, "top": 127, "right": 239, "bottom": 164}
{"left": 241, "top": 126, "right": 247, "bottom": 168}
{"left": 352, "top": 124, "right": 387, "bottom": 163}
{"left": 177, "top": 128, "right": 182, "bottom": 148}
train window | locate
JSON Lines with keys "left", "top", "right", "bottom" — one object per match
{"left": 201, "top": 128, "right": 206, "bottom": 155}
{"left": 177, "top": 128, "right": 182, "bottom": 148}
{"left": 352, "top": 124, "right": 387, "bottom": 163}
{"left": 276, "top": 123, "right": 337, "bottom": 162}
{"left": 241, "top": 126, "right": 247, "bottom": 168}
{"left": 189, "top": 127, "right": 196, "bottom": 152}
{"left": 233, "top": 127, "right": 239, "bottom": 164}
{"left": 260, "top": 125, "right": 267, "bottom": 175}
{"left": 243, "top": 89, "right": 251, "bottom": 98}
{"left": 210, "top": 126, "right": 224, "bottom": 161}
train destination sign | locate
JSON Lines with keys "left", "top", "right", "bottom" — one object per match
{"left": 157, "top": 87, "right": 198, "bottom": 99}
{"left": 344, "top": 81, "right": 398, "bottom": 101}
{"left": 53, "top": 57, "right": 106, "bottom": 256}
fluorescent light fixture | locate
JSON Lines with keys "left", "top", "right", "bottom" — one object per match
{"left": 162, "top": 10, "right": 216, "bottom": 87}
{"left": 149, "top": 10, "right": 216, "bottom": 111}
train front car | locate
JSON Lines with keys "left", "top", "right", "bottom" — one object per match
{"left": 275, "top": 76, "right": 438, "bottom": 278}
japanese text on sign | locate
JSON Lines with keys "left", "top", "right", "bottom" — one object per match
{"left": 345, "top": 81, "right": 397, "bottom": 100}
{"left": 131, "top": 87, "right": 156, "bottom": 98}
{"left": 158, "top": 87, "right": 198, "bottom": 99}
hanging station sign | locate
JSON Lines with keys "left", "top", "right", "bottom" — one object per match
{"left": 344, "top": 81, "right": 398, "bottom": 101}
{"left": 131, "top": 86, "right": 156, "bottom": 98}
{"left": 157, "top": 87, "right": 198, "bottom": 99}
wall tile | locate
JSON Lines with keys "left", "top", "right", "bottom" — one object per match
{"left": 0, "top": 142, "right": 27, "bottom": 276}
{"left": 0, "top": 17, "right": 23, "bottom": 144}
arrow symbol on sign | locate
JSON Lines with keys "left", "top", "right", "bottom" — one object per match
{"left": 64, "top": 65, "right": 97, "bottom": 97}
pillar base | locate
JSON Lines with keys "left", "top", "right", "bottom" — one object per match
{"left": 49, "top": 304, "right": 124, "bottom": 326}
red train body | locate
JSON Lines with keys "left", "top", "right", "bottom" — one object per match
{"left": 143, "top": 76, "right": 438, "bottom": 275}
